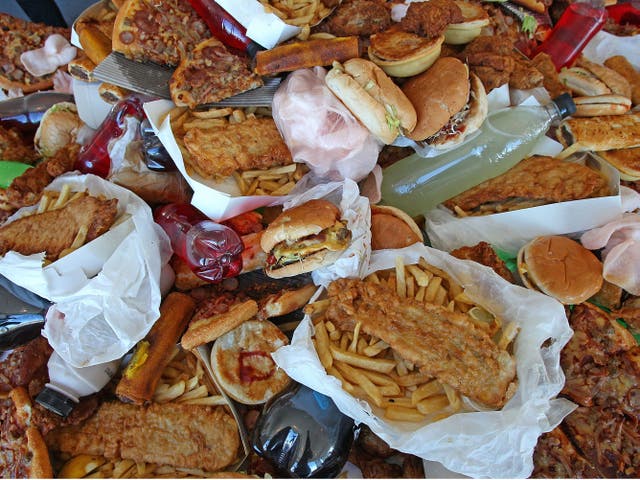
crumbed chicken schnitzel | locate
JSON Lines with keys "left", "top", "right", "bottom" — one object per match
{"left": 45, "top": 402, "right": 240, "bottom": 472}
{"left": 0, "top": 193, "right": 118, "bottom": 261}
{"left": 183, "top": 116, "right": 292, "bottom": 179}
{"left": 443, "top": 155, "right": 610, "bottom": 215}
{"left": 325, "top": 278, "right": 517, "bottom": 408}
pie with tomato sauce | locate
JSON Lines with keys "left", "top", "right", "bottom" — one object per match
{"left": 112, "top": 0, "right": 211, "bottom": 67}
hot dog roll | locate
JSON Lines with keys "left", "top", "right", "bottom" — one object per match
{"left": 116, "top": 292, "right": 197, "bottom": 405}
{"left": 254, "top": 36, "right": 360, "bottom": 76}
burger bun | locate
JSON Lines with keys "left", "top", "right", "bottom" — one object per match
{"left": 326, "top": 58, "right": 417, "bottom": 144}
{"left": 517, "top": 235, "right": 603, "bottom": 305}
{"left": 371, "top": 205, "right": 423, "bottom": 250}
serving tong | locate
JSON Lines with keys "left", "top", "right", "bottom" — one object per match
{"left": 0, "top": 279, "right": 50, "bottom": 351}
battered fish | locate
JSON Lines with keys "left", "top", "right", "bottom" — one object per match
{"left": 183, "top": 116, "right": 292, "bottom": 179}
{"left": 443, "top": 155, "right": 610, "bottom": 215}
{"left": 45, "top": 402, "right": 240, "bottom": 472}
{"left": 0, "top": 193, "right": 118, "bottom": 261}
{"left": 325, "top": 278, "right": 517, "bottom": 408}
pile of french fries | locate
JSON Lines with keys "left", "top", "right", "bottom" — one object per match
{"left": 258, "top": 0, "right": 335, "bottom": 39}
{"left": 57, "top": 349, "right": 228, "bottom": 478}
{"left": 307, "top": 257, "right": 519, "bottom": 423}
{"left": 165, "top": 105, "right": 307, "bottom": 196}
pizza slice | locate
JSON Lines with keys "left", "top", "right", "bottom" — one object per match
{"left": 0, "top": 387, "right": 53, "bottom": 478}
{"left": 531, "top": 426, "right": 601, "bottom": 478}
{"left": 170, "top": 37, "right": 264, "bottom": 108}
{"left": 0, "top": 13, "right": 71, "bottom": 93}
{"left": 112, "top": 0, "right": 211, "bottom": 67}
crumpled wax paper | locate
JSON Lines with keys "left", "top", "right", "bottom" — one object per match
{"left": 583, "top": 30, "right": 640, "bottom": 70}
{"left": 0, "top": 173, "right": 172, "bottom": 367}
{"left": 273, "top": 243, "right": 576, "bottom": 478}
{"left": 272, "top": 67, "right": 381, "bottom": 183}
{"left": 282, "top": 179, "right": 371, "bottom": 287}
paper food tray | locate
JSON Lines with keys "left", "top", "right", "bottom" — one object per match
{"left": 94, "top": 52, "right": 281, "bottom": 106}
{"left": 144, "top": 99, "right": 287, "bottom": 221}
{"left": 194, "top": 345, "right": 252, "bottom": 471}
{"left": 425, "top": 152, "right": 623, "bottom": 255}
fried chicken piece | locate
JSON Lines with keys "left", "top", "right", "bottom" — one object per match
{"left": 443, "top": 156, "right": 610, "bottom": 215}
{"left": 0, "top": 336, "right": 51, "bottom": 394}
{"left": 0, "top": 193, "right": 118, "bottom": 261}
{"left": 325, "top": 278, "right": 517, "bottom": 408}
{"left": 399, "top": 0, "right": 463, "bottom": 39}
{"left": 45, "top": 402, "right": 240, "bottom": 472}
{"left": 450, "top": 241, "right": 515, "bottom": 283}
{"left": 464, "top": 52, "right": 515, "bottom": 71}
{"left": 183, "top": 117, "right": 293, "bottom": 179}
{"left": 462, "top": 34, "right": 514, "bottom": 56}
{"left": 4, "top": 143, "right": 79, "bottom": 209}
{"left": 510, "top": 58, "right": 544, "bottom": 90}
{"left": 471, "top": 65, "right": 511, "bottom": 91}
{"left": 312, "top": 0, "right": 391, "bottom": 36}
{"left": 531, "top": 52, "right": 571, "bottom": 99}
{"left": 532, "top": 426, "right": 601, "bottom": 478}
{"left": 0, "top": 126, "right": 39, "bottom": 164}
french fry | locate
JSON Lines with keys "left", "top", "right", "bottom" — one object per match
{"left": 191, "top": 107, "right": 232, "bottom": 119}
{"left": 416, "top": 395, "right": 450, "bottom": 416}
{"left": 395, "top": 256, "right": 406, "bottom": 298}
{"left": 313, "top": 320, "right": 333, "bottom": 369}
{"left": 411, "top": 380, "right": 444, "bottom": 405}
{"left": 385, "top": 405, "right": 426, "bottom": 422}
{"left": 329, "top": 344, "right": 396, "bottom": 373}
{"left": 334, "top": 361, "right": 383, "bottom": 407}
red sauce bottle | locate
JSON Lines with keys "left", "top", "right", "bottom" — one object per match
{"left": 186, "top": 0, "right": 262, "bottom": 56}
{"left": 534, "top": 0, "right": 607, "bottom": 70}
{"left": 606, "top": 1, "right": 640, "bottom": 26}
{"left": 154, "top": 203, "right": 244, "bottom": 283}
{"left": 74, "top": 96, "right": 145, "bottom": 178}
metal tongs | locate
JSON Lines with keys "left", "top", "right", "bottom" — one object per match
{"left": 0, "top": 276, "right": 51, "bottom": 351}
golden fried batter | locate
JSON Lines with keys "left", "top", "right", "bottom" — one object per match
{"left": 183, "top": 117, "right": 292, "bottom": 179}
{"left": 443, "top": 156, "right": 610, "bottom": 215}
{"left": 325, "top": 278, "right": 517, "bottom": 408}
{"left": 399, "top": 0, "right": 463, "bottom": 39}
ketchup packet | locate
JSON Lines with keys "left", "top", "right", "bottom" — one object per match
{"left": 272, "top": 67, "right": 381, "bottom": 183}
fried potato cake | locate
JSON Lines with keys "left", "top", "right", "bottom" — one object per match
{"left": 183, "top": 117, "right": 293, "bottom": 179}
{"left": 443, "top": 155, "right": 610, "bottom": 215}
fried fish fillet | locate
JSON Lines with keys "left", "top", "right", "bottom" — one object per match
{"left": 325, "top": 278, "right": 517, "bottom": 408}
{"left": 45, "top": 402, "right": 240, "bottom": 472}
{"left": 0, "top": 193, "right": 118, "bottom": 261}
{"left": 183, "top": 117, "right": 293, "bottom": 179}
{"left": 443, "top": 155, "right": 610, "bottom": 215}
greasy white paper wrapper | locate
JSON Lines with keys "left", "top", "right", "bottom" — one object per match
{"left": 273, "top": 243, "right": 576, "bottom": 478}
{"left": 0, "top": 173, "right": 172, "bottom": 368}
{"left": 144, "top": 99, "right": 287, "bottom": 221}
{"left": 583, "top": 30, "right": 640, "bottom": 70}
{"left": 425, "top": 152, "right": 623, "bottom": 255}
{"left": 282, "top": 179, "right": 371, "bottom": 287}
{"left": 215, "top": 0, "right": 300, "bottom": 49}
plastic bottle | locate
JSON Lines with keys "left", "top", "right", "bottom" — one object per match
{"left": 606, "top": 0, "right": 640, "bottom": 26}
{"left": 534, "top": 0, "right": 607, "bottom": 71}
{"left": 154, "top": 203, "right": 244, "bottom": 283}
{"left": 36, "top": 352, "right": 120, "bottom": 417}
{"left": 380, "top": 94, "right": 576, "bottom": 217}
{"left": 186, "top": 0, "right": 262, "bottom": 57}
{"left": 74, "top": 96, "right": 145, "bottom": 178}
{"left": 252, "top": 382, "right": 355, "bottom": 477}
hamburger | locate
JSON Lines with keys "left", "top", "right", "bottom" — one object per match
{"left": 401, "top": 56, "right": 488, "bottom": 148}
{"left": 261, "top": 199, "right": 351, "bottom": 278}
{"left": 370, "top": 204, "right": 423, "bottom": 250}
{"left": 325, "top": 58, "right": 417, "bottom": 144}
{"left": 517, "top": 235, "right": 603, "bottom": 305}
{"left": 572, "top": 94, "right": 632, "bottom": 117}
{"left": 33, "top": 102, "right": 83, "bottom": 158}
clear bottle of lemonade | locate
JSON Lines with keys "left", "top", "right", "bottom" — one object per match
{"left": 380, "top": 93, "right": 576, "bottom": 217}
